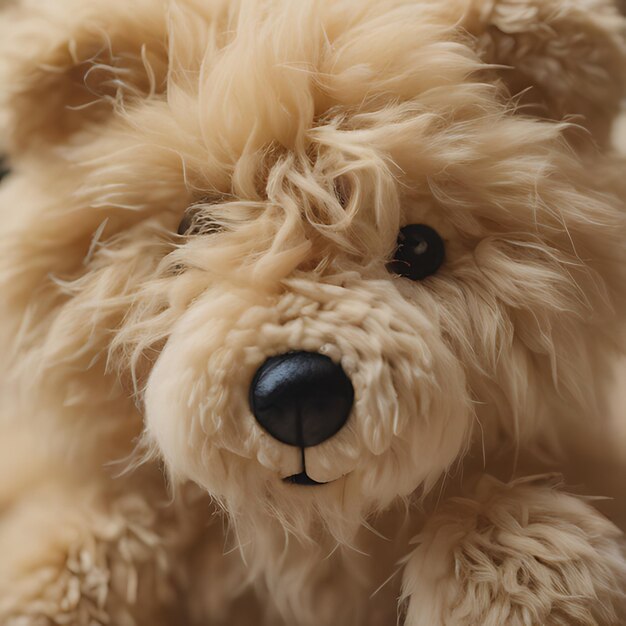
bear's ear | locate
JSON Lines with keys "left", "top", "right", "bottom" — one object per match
{"left": 0, "top": 0, "right": 168, "bottom": 151}
{"left": 464, "top": 0, "right": 626, "bottom": 143}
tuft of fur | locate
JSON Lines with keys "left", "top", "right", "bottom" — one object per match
{"left": 402, "top": 476, "right": 626, "bottom": 626}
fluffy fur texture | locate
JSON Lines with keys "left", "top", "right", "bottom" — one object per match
{"left": 0, "top": 0, "right": 625, "bottom": 624}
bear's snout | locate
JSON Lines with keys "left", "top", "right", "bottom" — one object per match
{"left": 249, "top": 351, "right": 354, "bottom": 449}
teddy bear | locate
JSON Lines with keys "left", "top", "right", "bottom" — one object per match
{"left": 0, "top": 0, "right": 625, "bottom": 624}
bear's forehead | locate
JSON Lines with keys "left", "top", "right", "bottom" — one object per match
{"left": 152, "top": 4, "right": 469, "bottom": 137}
{"left": 1, "top": 0, "right": 534, "bottom": 240}
{"left": 0, "top": 0, "right": 491, "bottom": 192}
{"left": 103, "top": 0, "right": 488, "bottom": 196}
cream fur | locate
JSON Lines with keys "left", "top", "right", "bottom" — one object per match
{"left": 0, "top": 0, "right": 625, "bottom": 624}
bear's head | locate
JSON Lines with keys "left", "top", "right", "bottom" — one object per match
{"left": 0, "top": 0, "right": 624, "bottom": 544}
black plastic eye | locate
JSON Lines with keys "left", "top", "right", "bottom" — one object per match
{"left": 177, "top": 209, "right": 223, "bottom": 237}
{"left": 387, "top": 224, "right": 445, "bottom": 281}
{"left": 177, "top": 212, "right": 194, "bottom": 236}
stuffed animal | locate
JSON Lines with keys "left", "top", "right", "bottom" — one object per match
{"left": 0, "top": 0, "right": 625, "bottom": 624}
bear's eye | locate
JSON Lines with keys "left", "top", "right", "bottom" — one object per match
{"left": 387, "top": 224, "right": 445, "bottom": 281}
{"left": 177, "top": 212, "right": 194, "bottom": 236}
{"left": 177, "top": 210, "right": 223, "bottom": 237}
{"left": 0, "top": 157, "right": 10, "bottom": 183}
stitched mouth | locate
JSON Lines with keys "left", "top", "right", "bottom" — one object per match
{"left": 283, "top": 471, "right": 328, "bottom": 486}
{"left": 282, "top": 447, "right": 329, "bottom": 486}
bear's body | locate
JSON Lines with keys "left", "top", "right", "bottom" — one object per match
{"left": 0, "top": 0, "right": 625, "bottom": 624}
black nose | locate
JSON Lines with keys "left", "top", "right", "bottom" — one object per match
{"left": 249, "top": 351, "right": 354, "bottom": 448}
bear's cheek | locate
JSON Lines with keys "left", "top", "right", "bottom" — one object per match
{"left": 304, "top": 359, "right": 471, "bottom": 495}
{"left": 142, "top": 290, "right": 303, "bottom": 488}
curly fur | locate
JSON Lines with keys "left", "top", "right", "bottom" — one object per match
{"left": 0, "top": 0, "right": 624, "bottom": 624}
{"left": 402, "top": 476, "right": 626, "bottom": 625}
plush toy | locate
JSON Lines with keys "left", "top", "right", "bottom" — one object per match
{"left": 0, "top": 0, "right": 625, "bottom": 624}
